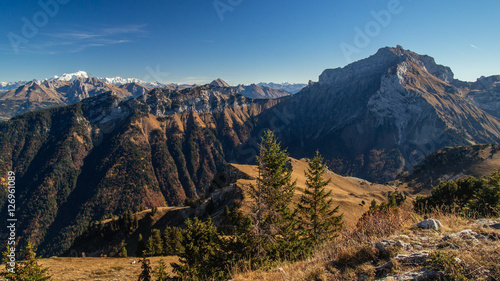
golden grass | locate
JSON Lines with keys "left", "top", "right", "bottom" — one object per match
{"left": 232, "top": 158, "right": 410, "bottom": 225}
{"left": 38, "top": 256, "right": 178, "bottom": 281}
{"left": 231, "top": 207, "right": 500, "bottom": 281}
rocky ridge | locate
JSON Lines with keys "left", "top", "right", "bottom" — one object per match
{"left": 255, "top": 46, "right": 500, "bottom": 182}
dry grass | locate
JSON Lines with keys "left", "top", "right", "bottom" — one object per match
{"left": 38, "top": 256, "right": 178, "bottom": 281}
{"left": 231, "top": 206, "right": 500, "bottom": 281}
{"left": 232, "top": 158, "right": 410, "bottom": 225}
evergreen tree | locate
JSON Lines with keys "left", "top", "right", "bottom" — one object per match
{"left": 149, "top": 229, "right": 163, "bottom": 256}
{"left": 133, "top": 214, "right": 139, "bottom": 229}
{"left": 136, "top": 234, "right": 146, "bottom": 257}
{"left": 163, "top": 227, "right": 184, "bottom": 256}
{"left": 146, "top": 236, "right": 155, "bottom": 257}
{"left": 154, "top": 259, "right": 168, "bottom": 281}
{"left": 249, "top": 131, "right": 296, "bottom": 240}
{"left": 1, "top": 241, "right": 52, "bottom": 280}
{"left": 171, "top": 217, "right": 229, "bottom": 280}
{"left": 137, "top": 257, "right": 153, "bottom": 281}
{"left": 298, "top": 151, "right": 343, "bottom": 246}
{"left": 121, "top": 246, "right": 128, "bottom": 258}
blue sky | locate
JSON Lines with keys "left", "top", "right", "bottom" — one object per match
{"left": 1, "top": 0, "right": 499, "bottom": 85}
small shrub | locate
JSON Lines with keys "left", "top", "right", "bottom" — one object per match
{"left": 335, "top": 244, "right": 378, "bottom": 270}
{"left": 355, "top": 262, "right": 375, "bottom": 281}
{"left": 304, "top": 266, "right": 326, "bottom": 281}
{"left": 426, "top": 251, "right": 467, "bottom": 281}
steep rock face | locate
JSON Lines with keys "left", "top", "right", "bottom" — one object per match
{"left": 460, "top": 75, "right": 500, "bottom": 119}
{"left": 248, "top": 46, "right": 500, "bottom": 182}
{"left": 0, "top": 85, "right": 276, "bottom": 256}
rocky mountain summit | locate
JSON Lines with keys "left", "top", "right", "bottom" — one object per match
{"left": 255, "top": 46, "right": 500, "bottom": 182}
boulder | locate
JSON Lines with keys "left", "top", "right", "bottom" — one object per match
{"left": 375, "top": 240, "right": 397, "bottom": 252}
{"left": 475, "top": 219, "right": 500, "bottom": 230}
{"left": 394, "top": 251, "right": 430, "bottom": 264}
{"left": 414, "top": 219, "right": 443, "bottom": 231}
{"left": 442, "top": 229, "right": 487, "bottom": 242}
{"left": 396, "top": 240, "right": 412, "bottom": 251}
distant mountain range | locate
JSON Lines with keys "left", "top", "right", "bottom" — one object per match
{"left": 257, "top": 82, "right": 308, "bottom": 94}
{"left": 0, "top": 46, "right": 499, "bottom": 256}
{"left": 0, "top": 72, "right": 305, "bottom": 120}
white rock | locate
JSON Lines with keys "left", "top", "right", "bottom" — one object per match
{"left": 414, "top": 219, "right": 443, "bottom": 231}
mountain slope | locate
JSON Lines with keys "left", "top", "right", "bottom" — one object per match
{"left": 457, "top": 75, "right": 500, "bottom": 119}
{"left": 398, "top": 144, "right": 500, "bottom": 190}
{"left": 64, "top": 157, "right": 400, "bottom": 258}
{"left": 2, "top": 46, "right": 500, "bottom": 257}
{"left": 245, "top": 46, "right": 500, "bottom": 182}
{"left": 0, "top": 77, "right": 151, "bottom": 120}
{"left": 0, "top": 85, "right": 277, "bottom": 256}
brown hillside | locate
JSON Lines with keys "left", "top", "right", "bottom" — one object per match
{"left": 232, "top": 158, "right": 411, "bottom": 224}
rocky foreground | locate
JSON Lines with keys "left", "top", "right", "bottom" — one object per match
{"left": 232, "top": 212, "right": 500, "bottom": 281}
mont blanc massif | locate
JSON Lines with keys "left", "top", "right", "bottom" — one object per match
{"left": 1, "top": 46, "right": 499, "bottom": 264}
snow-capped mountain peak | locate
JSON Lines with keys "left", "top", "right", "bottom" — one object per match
{"left": 50, "top": 71, "right": 91, "bottom": 82}
{"left": 100, "top": 76, "right": 144, "bottom": 85}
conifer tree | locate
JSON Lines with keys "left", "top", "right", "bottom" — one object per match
{"left": 162, "top": 226, "right": 183, "bottom": 256}
{"left": 171, "top": 217, "right": 229, "bottom": 280}
{"left": 1, "top": 241, "right": 52, "bottom": 280}
{"left": 249, "top": 131, "right": 296, "bottom": 239}
{"left": 146, "top": 236, "right": 155, "bottom": 257}
{"left": 133, "top": 214, "right": 139, "bottom": 229}
{"left": 298, "top": 151, "right": 343, "bottom": 245}
{"left": 138, "top": 257, "right": 153, "bottom": 281}
{"left": 121, "top": 246, "right": 128, "bottom": 258}
{"left": 154, "top": 259, "right": 168, "bottom": 281}
{"left": 149, "top": 229, "right": 163, "bottom": 256}
{"left": 136, "top": 234, "right": 145, "bottom": 257}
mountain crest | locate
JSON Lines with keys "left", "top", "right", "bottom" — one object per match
{"left": 319, "top": 46, "right": 455, "bottom": 86}
{"left": 50, "top": 71, "right": 91, "bottom": 82}
{"left": 210, "top": 78, "right": 230, "bottom": 87}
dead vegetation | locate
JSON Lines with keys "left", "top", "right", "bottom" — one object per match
{"left": 37, "top": 256, "right": 177, "bottom": 281}
{"left": 231, "top": 207, "right": 500, "bottom": 281}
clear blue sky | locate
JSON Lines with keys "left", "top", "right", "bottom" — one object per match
{"left": 1, "top": 0, "right": 499, "bottom": 85}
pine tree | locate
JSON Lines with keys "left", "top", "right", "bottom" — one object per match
{"left": 298, "top": 151, "right": 343, "bottom": 246}
{"left": 137, "top": 257, "right": 152, "bottom": 281}
{"left": 162, "top": 226, "right": 184, "bottom": 256}
{"left": 136, "top": 234, "right": 145, "bottom": 257}
{"left": 249, "top": 131, "right": 296, "bottom": 239}
{"left": 171, "top": 217, "right": 229, "bottom": 280}
{"left": 149, "top": 229, "right": 163, "bottom": 256}
{"left": 121, "top": 246, "right": 128, "bottom": 258}
{"left": 133, "top": 214, "right": 139, "bottom": 229}
{"left": 146, "top": 236, "right": 155, "bottom": 257}
{"left": 154, "top": 259, "right": 168, "bottom": 281}
{"left": 1, "top": 241, "right": 52, "bottom": 280}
